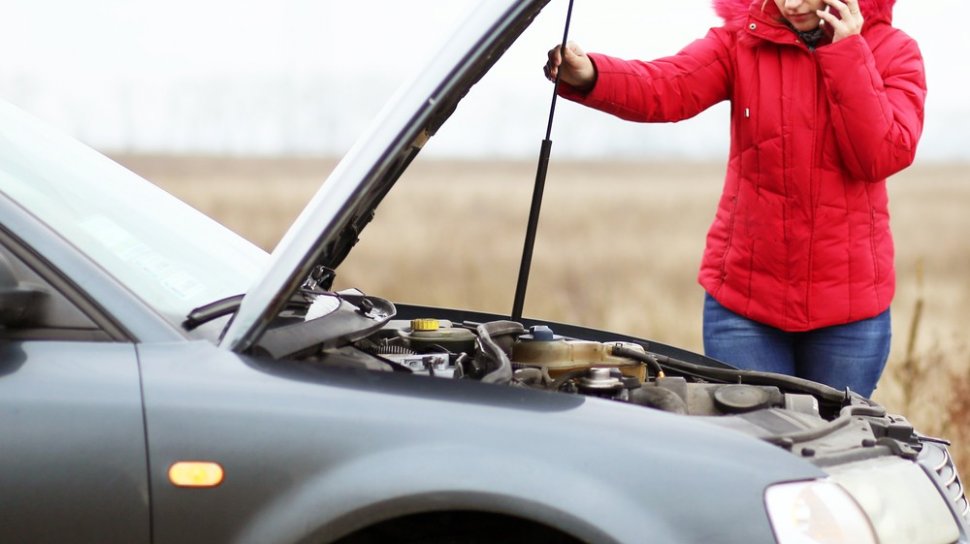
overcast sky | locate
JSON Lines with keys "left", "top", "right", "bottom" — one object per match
{"left": 1, "top": 0, "right": 966, "bottom": 161}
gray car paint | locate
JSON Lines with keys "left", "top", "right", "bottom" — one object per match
{"left": 137, "top": 340, "right": 823, "bottom": 543}
{"left": 0, "top": 341, "right": 149, "bottom": 542}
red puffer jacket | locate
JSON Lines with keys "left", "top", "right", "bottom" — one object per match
{"left": 560, "top": 0, "right": 925, "bottom": 331}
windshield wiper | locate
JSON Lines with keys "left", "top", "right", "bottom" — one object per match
{"left": 183, "top": 294, "right": 245, "bottom": 331}
{"left": 511, "top": 0, "right": 576, "bottom": 322}
{"left": 184, "top": 292, "right": 318, "bottom": 331}
{"left": 185, "top": 285, "right": 351, "bottom": 332}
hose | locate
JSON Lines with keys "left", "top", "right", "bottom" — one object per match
{"left": 611, "top": 344, "right": 665, "bottom": 379}
{"left": 479, "top": 321, "right": 525, "bottom": 384}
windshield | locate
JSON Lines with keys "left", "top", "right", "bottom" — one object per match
{"left": 0, "top": 99, "right": 268, "bottom": 324}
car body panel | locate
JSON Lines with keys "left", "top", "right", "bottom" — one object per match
{"left": 0, "top": 341, "right": 148, "bottom": 542}
{"left": 138, "top": 340, "right": 822, "bottom": 543}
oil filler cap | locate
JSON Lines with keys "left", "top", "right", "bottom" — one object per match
{"left": 410, "top": 318, "right": 440, "bottom": 332}
{"left": 713, "top": 385, "right": 773, "bottom": 414}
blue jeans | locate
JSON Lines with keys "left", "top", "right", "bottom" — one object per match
{"left": 702, "top": 294, "right": 891, "bottom": 397}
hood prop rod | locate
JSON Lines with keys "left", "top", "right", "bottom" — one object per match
{"left": 511, "top": 0, "right": 576, "bottom": 322}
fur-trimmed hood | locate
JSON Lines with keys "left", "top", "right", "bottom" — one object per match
{"left": 712, "top": 0, "right": 896, "bottom": 25}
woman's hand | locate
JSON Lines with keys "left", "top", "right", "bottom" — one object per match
{"left": 543, "top": 41, "right": 596, "bottom": 92}
{"left": 818, "top": 0, "right": 864, "bottom": 43}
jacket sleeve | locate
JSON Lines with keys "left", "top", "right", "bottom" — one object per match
{"left": 816, "top": 31, "right": 926, "bottom": 181}
{"left": 558, "top": 27, "right": 734, "bottom": 123}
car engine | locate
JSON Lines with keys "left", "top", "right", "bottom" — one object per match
{"left": 364, "top": 317, "right": 820, "bottom": 418}
{"left": 252, "top": 291, "right": 969, "bottom": 524}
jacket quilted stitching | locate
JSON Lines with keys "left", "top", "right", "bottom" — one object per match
{"left": 560, "top": 0, "right": 925, "bottom": 331}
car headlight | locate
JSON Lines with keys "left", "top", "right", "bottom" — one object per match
{"left": 826, "top": 456, "right": 961, "bottom": 544}
{"left": 765, "top": 480, "right": 877, "bottom": 544}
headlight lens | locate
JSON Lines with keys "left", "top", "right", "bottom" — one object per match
{"left": 765, "top": 480, "right": 877, "bottom": 544}
{"left": 826, "top": 456, "right": 961, "bottom": 544}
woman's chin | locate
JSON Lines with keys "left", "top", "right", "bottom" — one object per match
{"left": 787, "top": 15, "right": 821, "bottom": 32}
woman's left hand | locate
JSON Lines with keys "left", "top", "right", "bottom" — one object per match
{"left": 818, "top": 0, "right": 864, "bottom": 43}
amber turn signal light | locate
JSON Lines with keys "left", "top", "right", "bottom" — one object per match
{"left": 168, "top": 461, "right": 224, "bottom": 488}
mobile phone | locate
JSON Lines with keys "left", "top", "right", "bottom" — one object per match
{"left": 820, "top": 4, "right": 835, "bottom": 33}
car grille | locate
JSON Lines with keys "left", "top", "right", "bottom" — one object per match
{"left": 919, "top": 442, "right": 970, "bottom": 523}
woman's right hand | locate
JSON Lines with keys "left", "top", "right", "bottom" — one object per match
{"left": 544, "top": 41, "right": 596, "bottom": 92}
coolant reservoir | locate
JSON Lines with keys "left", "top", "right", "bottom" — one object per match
{"left": 512, "top": 326, "right": 646, "bottom": 381}
{"left": 397, "top": 318, "right": 477, "bottom": 354}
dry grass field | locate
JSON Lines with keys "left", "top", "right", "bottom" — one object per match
{"left": 116, "top": 154, "right": 970, "bottom": 473}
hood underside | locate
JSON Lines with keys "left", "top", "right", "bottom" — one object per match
{"left": 219, "top": 0, "right": 551, "bottom": 353}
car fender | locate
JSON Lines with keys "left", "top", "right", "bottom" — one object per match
{"left": 235, "top": 443, "right": 672, "bottom": 544}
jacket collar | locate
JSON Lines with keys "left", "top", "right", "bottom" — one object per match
{"left": 745, "top": 1, "right": 834, "bottom": 48}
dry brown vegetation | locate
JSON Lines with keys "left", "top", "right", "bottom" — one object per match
{"left": 117, "top": 153, "right": 970, "bottom": 474}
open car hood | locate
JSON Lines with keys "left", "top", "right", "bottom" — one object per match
{"left": 220, "top": 0, "right": 550, "bottom": 353}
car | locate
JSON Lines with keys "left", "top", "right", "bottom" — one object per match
{"left": 0, "top": 0, "right": 966, "bottom": 543}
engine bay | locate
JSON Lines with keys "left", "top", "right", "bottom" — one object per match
{"left": 360, "top": 316, "right": 823, "bottom": 418}
{"left": 248, "top": 291, "right": 933, "bottom": 463}
{"left": 234, "top": 289, "right": 969, "bottom": 520}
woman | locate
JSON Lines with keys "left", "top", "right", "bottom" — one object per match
{"left": 544, "top": 0, "right": 926, "bottom": 397}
